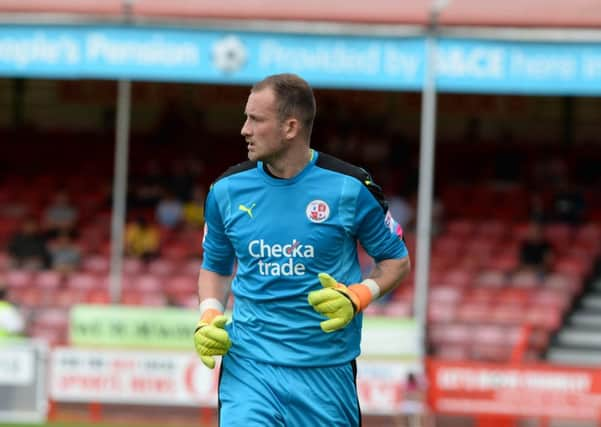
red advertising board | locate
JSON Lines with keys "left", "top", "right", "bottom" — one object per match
{"left": 427, "top": 359, "right": 601, "bottom": 420}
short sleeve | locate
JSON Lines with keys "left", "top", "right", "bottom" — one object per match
{"left": 201, "top": 187, "right": 236, "bottom": 275}
{"left": 354, "top": 184, "right": 408, "bottom": 262}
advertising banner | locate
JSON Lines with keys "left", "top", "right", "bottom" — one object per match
{"left": 0, "top": 340, "right": 48, "bottom": 423}
{"left": 69, "top": 304, "right": 418, "bottom": 359}
{"left": 0, "top": 25, "right": 423, "bottom": 90}
{"left": 1, "top": 25, "right": 601, "bottom": 94}
{"left": 50, "top": 347, "right": 417, "bottom": 414}
{"left": 428, "top": 359, "right": 601, "bottom": 420}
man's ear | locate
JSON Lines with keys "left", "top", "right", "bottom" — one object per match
{"left": 283, "top": 118, "right": 300, "bottom": 140}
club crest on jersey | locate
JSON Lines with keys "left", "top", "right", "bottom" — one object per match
{"left": 306, "top": 200, "right": 330, "bottom": 223}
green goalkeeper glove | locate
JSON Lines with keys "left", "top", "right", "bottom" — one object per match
{"left": 193, "top": 312, "right": 231, "bottom": 369}
{"left": 308, "top": 272, "right": 377, "bottom": 333}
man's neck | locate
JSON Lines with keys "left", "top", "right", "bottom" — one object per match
{"left": 265, "top": 146, "right": 313, "bottom": 179}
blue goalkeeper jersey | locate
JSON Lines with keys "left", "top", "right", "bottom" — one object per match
{"left": 201, "top": 150, "right": 408, "bottom": 367}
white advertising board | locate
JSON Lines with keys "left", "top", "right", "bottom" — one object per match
{"left": 51, "top": 347, "right": 417, "bottom": 414}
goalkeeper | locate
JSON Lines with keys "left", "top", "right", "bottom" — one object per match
{"left": 194, "top": 73, "right": 410, "bottom": 427}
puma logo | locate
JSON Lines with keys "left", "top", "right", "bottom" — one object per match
{"left": 238, "top": 203, "right": 256, "bottom": 218}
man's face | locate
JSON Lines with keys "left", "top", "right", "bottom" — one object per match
{"left": 241, "top": 88, "right": 287, "bottom": 162}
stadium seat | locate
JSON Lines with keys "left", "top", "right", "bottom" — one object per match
{"left": 85, "top": 289, "right": 112, "bottom": 304}
{"left": 463, "top": 287, "right": 498, "bottom": 304}
{"left": 122, "top": 258, "right": 144, "bottom": 275}
{"left": 442, "top": 269, "right": 475, "bottom": 288}
{"left": 526, "top": 306, "right": 561, "bottom": 331}
{"left": 491, "top": 304, "right": 527, "bottom": 325}
{"left": 66, "top": 272, "right": 103, "bottom": 291}
{"left": 475, "top": 220, "right": 508, "bottom": 241}
{"left": 544, "top": 223, "right": 574, "bottom": 244}
{"left": 456, "top": 302, "right": 490, "bottom": 323}
{"left": 0, "top": 251, "right": 10, "bottom": 269}
{"left": 445, "top": 219, "right": 475, "bottom": 237}
{"left": 510, "top": 271, "right": 540, "bottom": 288}
{"left": 545, "top": 273, "right": 580, "bottom": 293}
{"left": 5, "top": 269, "right": 35, "bottom": 289}
{"left": 146, "top": 258, "right": 178, "bottom": 276}
{"left": 382, "top": 301, "right": 411, "bottom": 317}
{"left": 182, "top": 258, "right": 203, "bottom": 276}
{"left": 428, "top": 304, "right": 456, "bottom": 323}
{"left": 121, "top": 290, "right": 166, "bottom": 307}
{"left": 429, "top": 323, "right": 471, "bottom": 346}
{"left": 164, "top": 275, "right": 197, "bottom": 298}
{"left": 81, "top": 255, "right": 110, "bottom": 275}
{"left": 35, "top": 270, "right": 63, "bottom": 290}
{"left": 53, "top": 289, "right": 86, "bottom": 308}
{"left": 475, "top": 270, "right": 508, "bottom": 288}
{"left": 131, "top": 274, "right": 163, "bottom": 292}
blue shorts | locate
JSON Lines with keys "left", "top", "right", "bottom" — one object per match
{"left": 218, "top": 353, "right": 361, "bottom": 427}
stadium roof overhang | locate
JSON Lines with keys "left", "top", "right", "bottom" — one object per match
{"left": 1, "top": 0, "right": 601, "bottom": 29}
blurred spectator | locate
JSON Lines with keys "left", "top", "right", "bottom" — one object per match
{"left": 387, "top": 191, "right": 414, "bottom": 230}
{"left": 49, "top": 232, "right": 81, "bottom": 273}
{"left": 518, "top": 222, "right": 553, "bottom": 276}
{"left": 0, "top": 282, "right": 25, "bottom": 338}
{"left": 168, "top": 159, "right": 196, "bottom": 202}
{"left": 132, "top": 160, "right": 167, "bottom": 208}
{"left": 42, "top": 190, "right": 78, "bottom": 238}
{"left": 7, "top": 218, "right": 50, "bottom": 269}
{"left": 125, "top": 217, "right": 160, "bottom": 262}
{"left": 399, "top": 372, "right": 427, "bottom": 427}
{"left": 183, "top": 185, "right": 206, "bottom": 230}
{"left": 528, "top": 193, "right": 547, "bottom": 224}
{"left": 551, "top": 179, "right": 585, "bottom": 225}
{"left": 491, "top": 129, "right": 522, "bottom": 187}
{"left": 156, "top": 191, "right": 184, "bottom": 229}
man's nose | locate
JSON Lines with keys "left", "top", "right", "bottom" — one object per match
{"left": 241, "top": 119, "right": 250, "bottom": 136}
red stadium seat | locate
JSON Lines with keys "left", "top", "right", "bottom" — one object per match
{"left": 445, "top": 219, "right": 475, "bottom": 237}
{"left": 545, "top": 273, "right": 580, "bottom": 294}
{"left": 81, "top": 255, "right": 110, "bottom": 275}
{"left": 85, "top": 289, "right": 111, "bottom": 304}
{"left": 463, "top": 287, "right": 498, "bottom": 304}
{"left": 526, "top": 306, "right": 561, "bottom": 331}
{"left": 442, "top": 269, "right": 474, "bottom": 288}
{"left": 456, "top": 302, "right": 490, "bottom": 323}
{"left": 121, "top": 290, "right": 166, "bottom": 307}
{"left": 0, "top": 251, "right": 10, "bottom": 270}
{"left": 146, "top": 258, "right": 178, "bottom": 276}
{"left": 430, "top": 323, "right": 472, "bottom": 346}
{"left": 510, "top": 271, "right": 540, "bottom": 288}
{"left": 475, "top": 270, "right": 508, "bottom": 288}
{"left": 428, "top": 304, "right": 456, "bottom": 323}
{"left": 36, "top": 271, "right": 63, "bottom": 290}
{"left": 491, "top": 304, "right": 527, "bottom": 325}
{"left": 474, "top": 220, "right": 508, "bottom": 241}
{"left": 382, "top": 301, "right": 411, "bottom": 317}
{"left": 5, "top": 269, "right": 35, "bottom": 289}
{"left": 123, "top": 258, "right": 144, "bottom": 275}
{"left": 544, "top": 223, "right": 574, "bottom": 244}
{"left": 131, "top": 274, "right": 163, "bottom": 292}
{"left": 164, "top": 275, "right": 197, "bottom": 298}
{"left": 66, "top": 272, "right": 103, "bottom": 291}
{"left": 53, "top": 289, "right": 87, "bottom": 308}
{"left": 430, "top": 286, "right": 463, "bottom": 304}
{"left": 554, "top": 257, "right": 590, "bottom": 278}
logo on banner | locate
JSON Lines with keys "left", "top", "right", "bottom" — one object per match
{"left": 306, "top": 200, "right": 330, "bottom": 223}
{"left": 212, "top": 35, "right": 247, "bottom": 73}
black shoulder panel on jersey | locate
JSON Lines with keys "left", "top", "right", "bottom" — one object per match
{"left": 315, "top": 153, "right": 388, "bottom": 213}
{"left": 215, "top": 160, "right": 257, "bottom": 183}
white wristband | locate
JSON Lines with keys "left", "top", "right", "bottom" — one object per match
{"left": 199, "top": 298, "right": 225, "bottom": 316}
{"left": 361, "top": 278, "right": 381, "bottom": 299}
